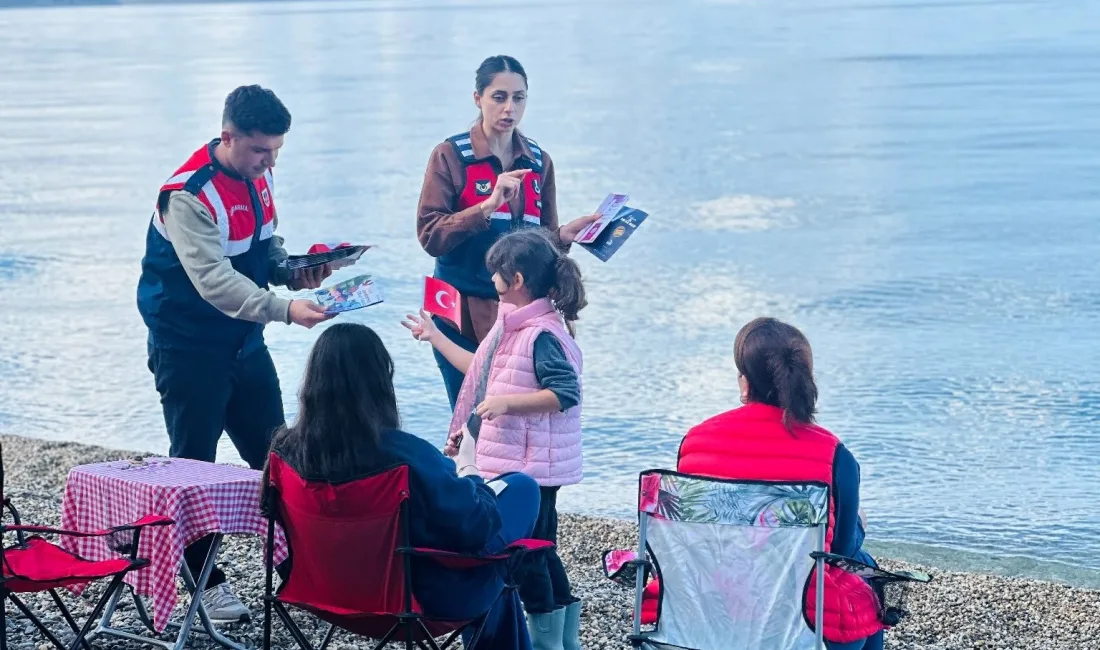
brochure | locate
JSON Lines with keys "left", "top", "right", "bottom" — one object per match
{"left": 313, "top": 274, "right": 384, "bottom": 315}
{"left": 283, "top": 244, "right": 371, "bottom": 272}
{"left": 577, "top": 206, "right": 648, "bottom": 262}
{"left": 574, "top": 193, "right": 630, "bottom": 244}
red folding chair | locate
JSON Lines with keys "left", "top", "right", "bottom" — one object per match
{"left": 262, "top": 453, "right": 552, "bottom": 650}
{"left": 0, "top": 442, "right": 173, "bottom": 650}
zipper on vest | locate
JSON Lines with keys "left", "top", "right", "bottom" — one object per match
{"left": 246, "top": 181, "right": 264, "bottom": 245}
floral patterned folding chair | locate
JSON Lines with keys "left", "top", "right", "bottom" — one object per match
{"left": 603, "top": 469, "right": 836, "bottom": 650}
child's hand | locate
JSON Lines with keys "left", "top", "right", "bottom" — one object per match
{"left": 443, "top": 429, "right": 462, "bottom": 457}
{"left": 401, "top": 309, "right": 438, "bottom": 343}
{"left": 476, "top": 396, "right": 512, "bottom": 421}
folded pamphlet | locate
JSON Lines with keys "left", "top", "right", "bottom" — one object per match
{"left": 574, "top": 193, "right": 629, "bottom": 244}
{"left": 577, "top": 206, "right": 648, "bottom": 262}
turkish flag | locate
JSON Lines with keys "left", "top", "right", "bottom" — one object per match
{"left": 423, "top": 277, "right": 461, "bottom": 325}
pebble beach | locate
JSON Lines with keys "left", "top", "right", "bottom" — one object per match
{"left": 2, "top": 434, "right": 1098, "bottom": 650}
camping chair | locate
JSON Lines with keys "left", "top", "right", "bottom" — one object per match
{"left": 0, "top": 442, "right": 173, "bottom": 650}
{"left": 609, "top": 469, "right": 834, "bottom": 650}
{"left": 603, "top": 470, "right": 931, "bottom": 650}
{"left": 262, "top": 453, "right": 553, "bottom": 650}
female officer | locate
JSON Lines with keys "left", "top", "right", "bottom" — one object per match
{"left": 416, "top": 54, "right": 598, "bottom": 407}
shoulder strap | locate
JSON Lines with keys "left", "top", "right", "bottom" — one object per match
{"left": 523, "top": 136, "right": 544, "bottom": 173}
{"left": 447, "top": 132, "right": 544, "bottom": 173}
{"left": 180, "top": 164, "right": 218, "bottom": 197}
{"left": 157, "top": 163, "right": 217, "bottom": 215}
{"left": 446, "top": 133, "right": 477, "bottom": 165}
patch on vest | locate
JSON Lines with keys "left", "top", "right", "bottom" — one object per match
{"left": 475, "top": 180, "right": 492, "bottom": 196}
{"left": 261, "top": 188, "right": 271, "bottom": 207}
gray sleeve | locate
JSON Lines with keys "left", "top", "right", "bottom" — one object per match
{"left": 161, "top": 191, "right": 292, "bottom": 325}
{"left": 533, "top": 332, "right": 580, "bottom": 411}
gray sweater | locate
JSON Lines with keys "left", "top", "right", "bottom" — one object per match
{"left": 161, "top": 191, "right": 295, "bottom": 324}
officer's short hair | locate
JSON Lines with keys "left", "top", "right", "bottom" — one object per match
{"left": 223, "top": 85, "right": 291, "bottom": 136}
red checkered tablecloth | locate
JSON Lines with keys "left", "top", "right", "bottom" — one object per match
{"left": 60, "top": 457, "right": 288, "bottom": 632}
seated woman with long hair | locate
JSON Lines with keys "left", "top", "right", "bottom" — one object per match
{"left": 262, "top": 323, "right": 540, "bottom": 648}
{"left": 674, "top": 317, "right": 885, "bottom": 650}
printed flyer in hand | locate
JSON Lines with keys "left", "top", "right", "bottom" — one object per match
{"left": 314, "top": 274, "right": 384, "bottom": 314}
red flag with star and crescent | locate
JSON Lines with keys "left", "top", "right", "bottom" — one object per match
{"left": 423, "top": 276, "right": 461, "bottom": 325}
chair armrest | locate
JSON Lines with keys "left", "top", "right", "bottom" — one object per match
{"left": 401, "top": 539, "right": 554, "bottom": 569}
{"left": 503, "top": 539, "right": 554, "bottom": 553}
{"left": 602, "top": 548, "right": 650, "bottom": 583}
{"left": 810, "top": 552, "right": 933, "bottom": 583}
{"left": 6, "top": 514, "right": 174, "bottom": 538}
{"left": 3, "top": 496, "right": 23, "bottom": 525}
{"left": 3, "top": 497, "right": 26, "bottom": 546}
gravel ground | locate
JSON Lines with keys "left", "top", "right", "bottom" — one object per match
{"left": 2, "top": 434, "right": 1099, "bottom": 650}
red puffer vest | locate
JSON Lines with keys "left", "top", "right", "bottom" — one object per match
{"left": 648, "top": 403, "right": 885, "bottom": 643}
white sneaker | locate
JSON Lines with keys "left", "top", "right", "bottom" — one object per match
{"left": 201, "top": 583, "right": 250, "bottom": 623}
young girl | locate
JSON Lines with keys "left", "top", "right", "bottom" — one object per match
{"left": 403, "top": 228, "right": 585, "bottom": 650}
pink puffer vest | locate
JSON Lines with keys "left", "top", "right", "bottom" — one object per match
{"left": 449, "top": 298, "right": 583, "bottom": 486}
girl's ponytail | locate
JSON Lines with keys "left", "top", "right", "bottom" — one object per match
{"left": 549, "top": 255, "right": 588, "bottom": 329}
{"left": 485, "top": 228, "right": 589, "bottom": 335}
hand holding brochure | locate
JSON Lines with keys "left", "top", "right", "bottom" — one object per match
{"left": 314, "top": 275, "right": 384, "bottom": 315}
{"left": 574, "top": 193, "right": 629, "bottom": 244}
{"left": 577, "top": 206, "right": 648, "bottom": 262}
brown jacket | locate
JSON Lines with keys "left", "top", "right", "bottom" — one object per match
{"left": 416, "top": 124, "right": 566, "bottom": 343}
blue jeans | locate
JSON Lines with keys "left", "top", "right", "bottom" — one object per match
{"left": 482, "top": 473, "right": 542, "bottom": 554}
{"left": 465, "top": 473, "right": 540, "bottom": 650}
{"left": 829, "top": 632, "right": 884, "bottom": 650}
{"left": 432, "top": 316, "right": 479, "bottom": 410}
{"left": 412, "top": 473, "right": 540, "bottom": 650}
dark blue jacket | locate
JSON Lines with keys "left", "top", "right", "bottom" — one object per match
{"left": 136, "top": 142, "right": 272, "bottom": 355}
{"left": 272, "top": 428, "right": 509, "bottom": 620}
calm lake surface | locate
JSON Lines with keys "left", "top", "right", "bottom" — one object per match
{"left": 1, "top": 0, "right": 1098, "bottom": 582}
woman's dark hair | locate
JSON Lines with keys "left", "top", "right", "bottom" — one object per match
{"left": 734, "top": 317, "right": 818, "bottom": 430}
{"left": 222, "top": 84, "right": 292, "bottom": 136}
{"left": 486, "top": 228, "right": 587, "bottom": 332}
{"left": 475, "top": 55, "right": 528, "bottom": 94}
{"left": 267, "top": 323, "right": 399, "bottom": 480}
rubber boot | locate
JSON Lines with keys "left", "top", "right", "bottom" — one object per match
{"left": 562, "top": 600, "right": 582, "bottom": 650}
{"left": 526, "top": 608, "right": 566, "bottom": 650}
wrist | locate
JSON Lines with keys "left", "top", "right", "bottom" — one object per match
{"left": 278, "top": 299, "right": 295, "bottom": 325}
{"left": 479, "top": 199, "right": 499, "bottom": 220}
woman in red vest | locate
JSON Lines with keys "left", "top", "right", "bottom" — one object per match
{"left": 415, "top": 55, "right": 598, "bottom": 409}
{"left": 674, "top": 317, "right": 885, "bottom": 649}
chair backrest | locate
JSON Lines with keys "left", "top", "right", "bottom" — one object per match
{"left": 266, "top": 453, "right": 414, "bottom": 616}
{"left": 636, "top": 469, "right": 829, "bottom": 650}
